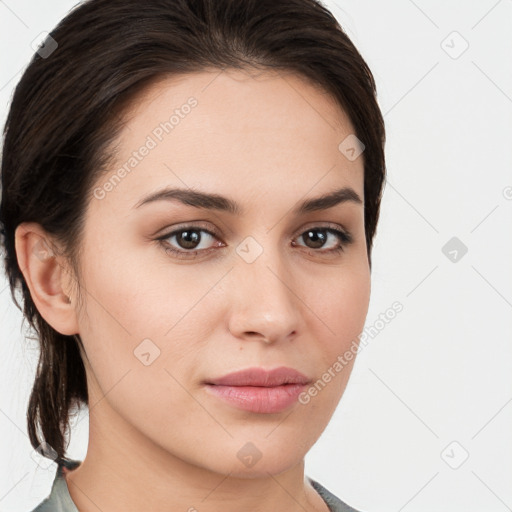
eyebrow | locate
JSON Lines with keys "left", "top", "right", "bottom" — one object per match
{"left": 133, "top": 185, "right": 362, "bottom": 215}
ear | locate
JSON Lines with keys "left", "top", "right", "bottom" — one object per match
{"left": 15, "top": 222, "right": 79, "bottom": 336}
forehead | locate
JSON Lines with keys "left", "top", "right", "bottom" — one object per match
{"left": 93, "top": 68, "right": 364, "bottom": 213}
{"left": 126, "top": 68, "right": 355, "bottom": 133}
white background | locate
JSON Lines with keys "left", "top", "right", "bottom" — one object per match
{"left": 1, "top": 1, "right": 511, "bottom": 511}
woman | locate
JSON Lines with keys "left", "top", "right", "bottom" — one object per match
{"left": 0, "top": 0, "right": 386, "bottom": 510}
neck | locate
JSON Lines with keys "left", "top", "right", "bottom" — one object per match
{"left": 65, "top": 398, "right": 329, "bottom": 512}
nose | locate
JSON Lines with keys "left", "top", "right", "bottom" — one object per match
{"left": 227, "top": 245, "right": 303, "bottom": 345}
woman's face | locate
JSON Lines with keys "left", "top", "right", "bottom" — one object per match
{"left": 71, "top": 69, "right": 370, "bottom": 476}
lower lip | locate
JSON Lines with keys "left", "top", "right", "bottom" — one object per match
{"left": 204, "top": 383, "right": 308, "bottom": 413}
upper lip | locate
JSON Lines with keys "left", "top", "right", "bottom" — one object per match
{"left": 205, "top": 366, "right": 311, "bottom": 387}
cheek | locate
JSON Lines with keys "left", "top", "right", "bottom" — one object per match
{"left": 309, "top": 266, "right": 371, "bottom": 350}
{"left": 78, "top": 240, "right": 204, "bottom": 335}
{"left": 74, "top": 254, "right": 203, "bottom": 432}
{"left": 296, "top": 269, "right": 370, "bottom": 416}
{"left": 75, "top": 246, "right": 215, "bottom": 390}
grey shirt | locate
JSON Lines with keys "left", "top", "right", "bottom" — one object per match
{"left": 31, "top": 458, "right": 362, "bottom": 512}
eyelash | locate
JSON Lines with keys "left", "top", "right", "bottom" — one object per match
{"left": 155, "top": 222, "right": 353, "bottom": 260}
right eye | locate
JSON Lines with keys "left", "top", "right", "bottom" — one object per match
{"left": 156, "top": 224, "right": 225, "bottom": 259}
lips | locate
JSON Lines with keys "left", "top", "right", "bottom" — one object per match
{"left": 203, "top": 366, "right": 312, "bottom": 413}
{"left": 205, "top": 366, "right": 311, "bottom": 387}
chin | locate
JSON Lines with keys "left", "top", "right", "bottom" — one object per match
{"left": 209, "top": 442, "right": 306, "bottom": 479}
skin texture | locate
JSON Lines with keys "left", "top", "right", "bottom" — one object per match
{"left": 15, "top": 68, "right": 370, "bottom": 512}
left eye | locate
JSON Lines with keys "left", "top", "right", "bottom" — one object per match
{"left": 157, "top": 225, "right": 352, "bottom": 259}
{"left": 293, "top": 228, "right": 348, "bottom": 251}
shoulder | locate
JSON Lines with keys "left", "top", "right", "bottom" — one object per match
{"left": 28, "top": 459, "right": 82, "bottom": 512}
{"left": 308, "top": 476, "right": 364, "bottom": 512}
{"left": 30, "top": 500, "right": 55, "bottom": 512}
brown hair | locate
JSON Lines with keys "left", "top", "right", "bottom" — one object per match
{"left": 0, "top": 0, "right": 386, "bottom": 464}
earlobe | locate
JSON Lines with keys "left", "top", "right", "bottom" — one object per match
{"left": 14, "top": 222, "right": 79, "bottom": 336}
